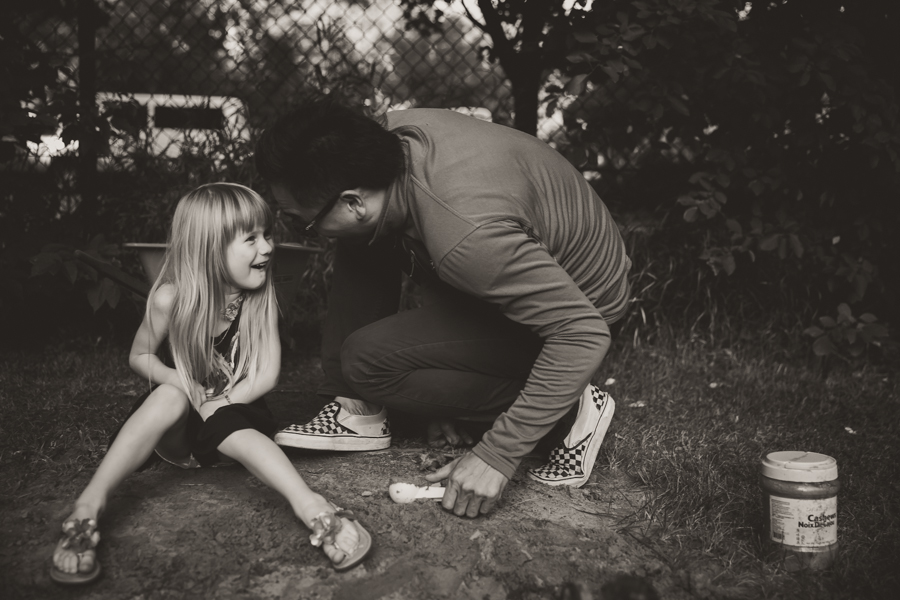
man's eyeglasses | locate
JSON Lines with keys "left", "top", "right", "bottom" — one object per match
{"left": 284, "top": 195, "right": 340, "bottom": 237}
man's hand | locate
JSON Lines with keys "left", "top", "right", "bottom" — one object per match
{"left": 427, "top": 418, "right": 474, "bottom": 448}
{"left": 424, "top": 452, "right": 508, "bottom": 517}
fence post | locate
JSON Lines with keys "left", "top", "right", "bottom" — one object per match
{"left": 77, "top": 0, "right": 98, "bottom": 230}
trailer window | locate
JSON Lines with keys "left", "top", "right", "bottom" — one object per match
{"left": 153, "top": 106, "right": 224, "bottom": 130}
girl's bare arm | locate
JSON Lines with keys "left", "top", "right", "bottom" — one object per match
{"left": 128, "top": 284, "right": 184, "bottom": 391}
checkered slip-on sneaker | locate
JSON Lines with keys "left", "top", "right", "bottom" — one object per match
{"left": 527, "top": 385, "right": 615, "bottom": 488}
{"left": 274, "top": 401, "right": 392, "bottom": 451}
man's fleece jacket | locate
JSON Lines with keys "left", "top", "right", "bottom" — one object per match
{"left": 371, "top": 108, "right": 631, "bottom": 479}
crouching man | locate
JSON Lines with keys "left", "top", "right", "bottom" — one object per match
{"left": 255, "top": 99, "right": 631, "bottom": 517}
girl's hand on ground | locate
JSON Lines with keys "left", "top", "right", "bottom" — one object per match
{"left": 424, "top": 452, "right": 508, "bottom": 517}
{"left": 427, "top": 419, "right": 474, "bottom": 448}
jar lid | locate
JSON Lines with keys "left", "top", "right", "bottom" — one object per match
{"left": 761, "top": 451, "right": 838, "bottom": 482}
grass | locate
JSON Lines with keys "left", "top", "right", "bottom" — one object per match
{"left": 0, "top": 339, "right": 139, "bottom": 497}
{"left": 1, "top": 328, "right": 898, "bottom": 599}
{"left": 596, "top": 331, "right": 900, "bottom": 599}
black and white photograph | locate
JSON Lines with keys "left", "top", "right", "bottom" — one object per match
{"left": 1, "top": 1, "right": 897, "bottom": 598}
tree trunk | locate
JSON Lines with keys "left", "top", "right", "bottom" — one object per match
{"left": 509, "top": 64, "right": 541, "bottom": 136}
{"left": 474, "top": 0, "right": 546, "bottom": 137}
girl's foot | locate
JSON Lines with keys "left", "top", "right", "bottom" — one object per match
{"left": 305, "top": 498, "right": 372, "bottom": 570}
{"left": 50, "top": 505, "right": 102, "bottom": 585}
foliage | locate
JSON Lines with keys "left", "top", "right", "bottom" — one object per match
{"left": 30, "top": 235, "right": 122, "bottom": 312}
{"left": 399, "top": 0, "right": 594, "bottom": 134}
{"left": 5, "top": 0, "right": 898, "bottom": 365}
{"left": 16, "top": 0, "right": 385, "bottom": 127}
{"left": 2, "top": 1, "right": 383, "bottom": 347}
{"left": 0, "top": 1, "right": 76, "bottom": 165}
{"left": 384, "top": 12, "right": 512, "bottom": 121}
{"left": 803, "top": 303, "right": 890, "bottom": 360}
{"left": 102, "top": 0, "right": 383, "bottom": 126}
{"left": 614, "top": 207, "right": 821, "bottom": 359}
{"left": 98, "top": 0, "right": 233, "bottom": 97}
{"left": 552, "top": 0, "right": 899, "bottom": 357}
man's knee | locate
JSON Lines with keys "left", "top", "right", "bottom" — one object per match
{"left": 339, "top": 327, "right": 378, "bottom": 391}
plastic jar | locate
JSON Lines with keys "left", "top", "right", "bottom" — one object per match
{"left": 760, "top": 451, "right": 839, "bottom": 571}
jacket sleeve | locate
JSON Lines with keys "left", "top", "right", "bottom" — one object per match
{"left": 436, "top": 220, "right": 611, "bottom": 479}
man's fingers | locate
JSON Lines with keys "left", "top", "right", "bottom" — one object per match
{"left": 480, "top": 478, "right": 507, "bottom": 515}
{"left": 424, "top": 457, "right": 460, "bottom": 483}
{"left": 427, "top": 421, "right": 448, "bottom": 448}
{"left": 427, "top": 452, "right": 506, "bottom": 518}
{"left": 440, "top": 421, "right": 460, "bottom": 446}
{"left": 452, "top": 490, "right": 470, "bottom": 516}
{"left": 480, "top": 495, "right": 498, "bottom": 515}
{"left": 465, "top": 495, "right": 483, "bottom": 518}
{"left": 442, "top": 480, "right": 460, "bottom": 511}
{"left": 459, "top": 429, "right": 474, "bottom": 446}
{"left": 427, "top": 419, "right": 475, "bottom": 448}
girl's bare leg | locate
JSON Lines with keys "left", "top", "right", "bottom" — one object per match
{"left": 216, "top": 429, "right": 360, "bottom": 565}
{"left": 54, "top": 384, "right": 191, "bottom": 575}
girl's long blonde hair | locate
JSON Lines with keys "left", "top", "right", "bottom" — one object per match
{"left": 149, "top": 183, "right": 278, "bottom": 408}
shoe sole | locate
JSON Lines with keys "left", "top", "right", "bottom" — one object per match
{"left": 49, "top": 563, "right": 101, "bottom": 585}
{"left": 274, "top": 432, "right": 391, "bottom": 451}
{"left": 528, "top": 396, "right": 615, "bottom": 488}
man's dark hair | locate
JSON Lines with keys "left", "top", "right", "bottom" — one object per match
{"left": 255, "top": 98, "right": 404, "bottom": 207}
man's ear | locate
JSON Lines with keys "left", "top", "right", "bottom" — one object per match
{"left": 339, "top": 189, "right": 367, "bottom": 220}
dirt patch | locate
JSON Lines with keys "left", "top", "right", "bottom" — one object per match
{"left": 2, "top": 389, "right": 713, "bottom": 599}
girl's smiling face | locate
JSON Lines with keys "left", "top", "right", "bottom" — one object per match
{"left": 225, "top": 226, "right": 273, "bottom": 291}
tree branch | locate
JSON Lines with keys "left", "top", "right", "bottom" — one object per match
{"left": 476, "top": 0, "right": 516, "bottom": 68}
{"left": 461, "top": 0, "right": 486, "bottom": 33}
{"left": 520, "top": 0, "right": 557, "bottom": 69}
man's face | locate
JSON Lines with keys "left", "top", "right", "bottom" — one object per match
{"left": 270, "top": 183, "right": 329, "bottom": 237}
{"left": 270, "top": 182, "right": 379, "bottom": 240}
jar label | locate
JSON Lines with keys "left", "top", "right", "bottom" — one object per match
{"left": 769, "top": 495, "right": 837, "bottom": 547}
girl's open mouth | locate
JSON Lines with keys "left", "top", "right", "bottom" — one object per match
{"left": 251, "top": 261, "right": 269, "bottom": 270}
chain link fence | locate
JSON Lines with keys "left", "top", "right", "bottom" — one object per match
{"left": 16, "top": 0, "right": 515, "bottom": 171}
{"left": 5, "top": 0, "right": 534, "bottom": 326}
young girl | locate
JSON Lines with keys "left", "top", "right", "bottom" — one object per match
{"left": 50, "top": 183, "right": 371, "bottom": 584}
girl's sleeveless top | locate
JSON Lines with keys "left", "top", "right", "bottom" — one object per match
{"left": 205, "top": 306, "right": 242, "bottom": 396}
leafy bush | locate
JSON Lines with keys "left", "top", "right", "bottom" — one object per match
{"left": 5, "top": 0, "right": 897, "bottom": 368}
{"left": 804, "top": 303, "right": 890, "bottom": 360}
{"left": 553, "top": 0, "right": 898, "bottom": 361}
{"left": 30, "top": 236, "right": 123, "bottom": 312}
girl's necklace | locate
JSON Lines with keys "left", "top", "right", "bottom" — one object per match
{"left": 223, "top": 295, "right": 244, "bottom": 322}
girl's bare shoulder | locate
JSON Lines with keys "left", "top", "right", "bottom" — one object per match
{"left": 149, "top": 283, "right": 177, "bottom": 313}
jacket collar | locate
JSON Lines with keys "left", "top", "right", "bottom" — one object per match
{"left": 368, "top": 138, "right": 413, "bottom": 244}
